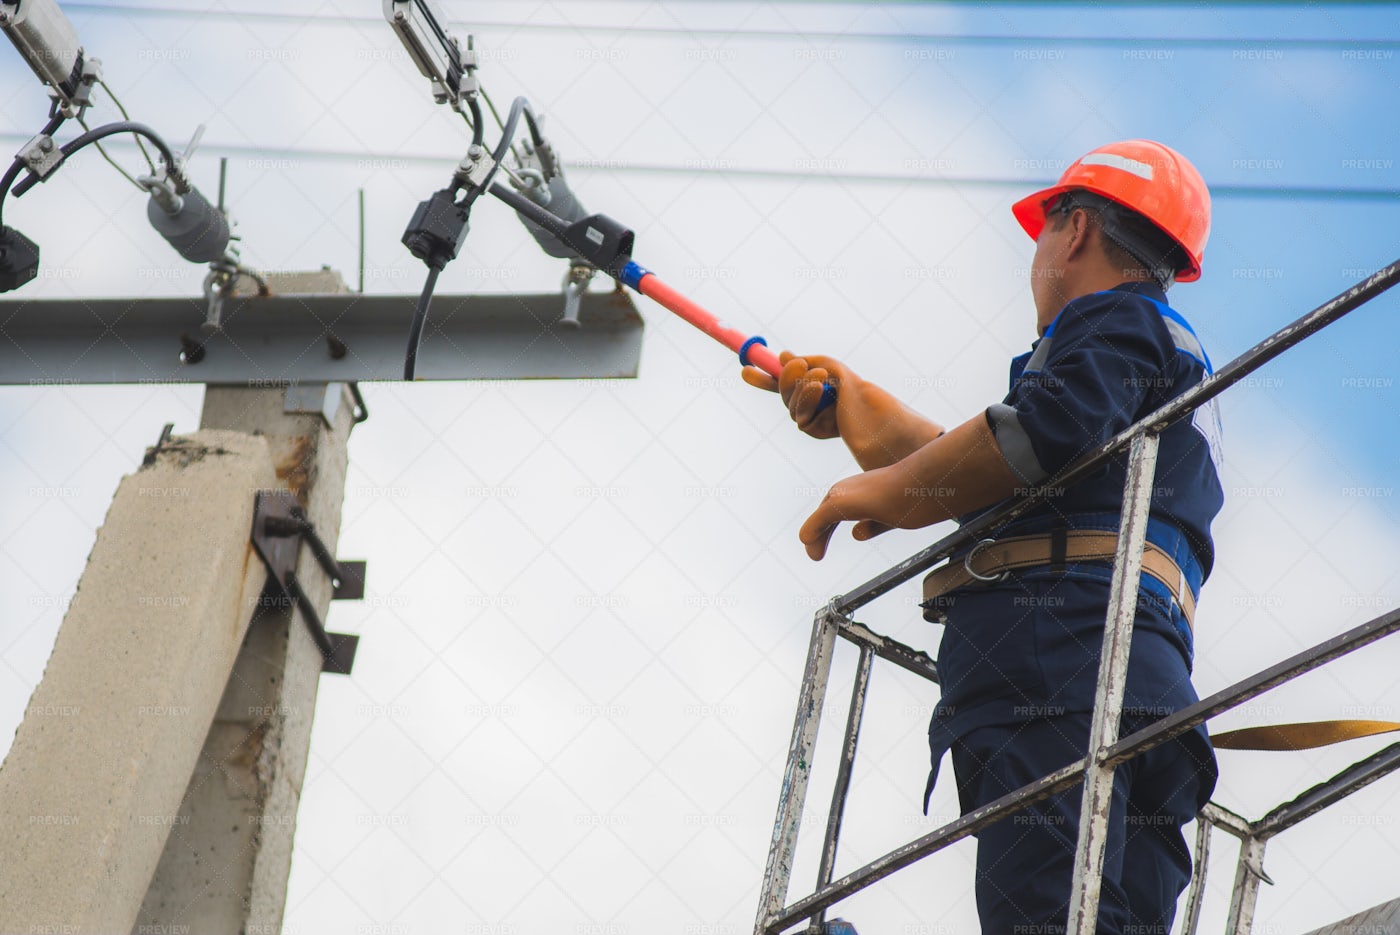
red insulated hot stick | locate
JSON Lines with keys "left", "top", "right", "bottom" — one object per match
{"left": 619, "top": 260, "right": 838, "bottom": 413}
{"left": 483, "top": 183, "right": 835, "bottom": 408}
{"left": 635, "top": 270, "right": 782, "bottom": 373}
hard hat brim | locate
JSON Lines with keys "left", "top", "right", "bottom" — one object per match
{"left": 1010, "top": 183, "right": 1202, "bottom": 282}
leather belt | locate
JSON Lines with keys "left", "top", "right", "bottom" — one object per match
{"left": 921, "top": 530, "right": 1196, "bottom": 629}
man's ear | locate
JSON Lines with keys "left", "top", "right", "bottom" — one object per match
{"left": 1064, "top": 208, "right": 1094, "bottom": 262}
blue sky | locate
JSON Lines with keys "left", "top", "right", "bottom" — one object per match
{"left": 841, "top": 3, "right": 1400, "bottom": 496}
{"left": 3, "top": 3, "right": 1400, "bottom": 933}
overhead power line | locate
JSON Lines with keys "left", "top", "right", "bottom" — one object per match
{"left": 0, "top": 132, "right": 1394, "bottom": 203}
{"left": 53, "top": 3, "right": 1400, "bottom": 50}
{"left": 547, "top": 0, "right": 1393, "bottom": 5}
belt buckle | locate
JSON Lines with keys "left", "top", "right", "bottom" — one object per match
{"left": 965, "top": 538, "right": 1008, "bottom": 583}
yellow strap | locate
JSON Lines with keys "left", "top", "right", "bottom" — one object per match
{"left": 1211, "top": 719, "right": 1400, "bottom": 751}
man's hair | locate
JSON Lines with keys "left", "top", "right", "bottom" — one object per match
{"left": 1046, "top": 191, "right": 1188, "bottom": 290}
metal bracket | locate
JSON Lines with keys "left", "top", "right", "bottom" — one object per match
{"left": 56, "top": 55, "right": 102, "bottom": 119}
{"left": 201, "top": 265, "right": 232, "bottom": 331}
{"left": 560, "top": 264, "right": 593, "bottom": 328}
{"left": 284, "top": 382, "right": 344, "bottom": 427}
{"left": 250, "top": 489, "right": 366, "bottom": 675}
{"left": 16, "top": 132, "right": 61, "bottom": 179}
{"left": 456, "top": 143, "right": 497, "bottom": 190}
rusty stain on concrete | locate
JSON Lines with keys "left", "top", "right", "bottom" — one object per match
{"left": 274, "top": 436, "right": 315, "bottom": 502}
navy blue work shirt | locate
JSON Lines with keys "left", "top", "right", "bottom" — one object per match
{"left": 923, "top": 281, "right": 1224, "bottom": 808}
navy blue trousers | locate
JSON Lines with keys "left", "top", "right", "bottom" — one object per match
{"left": 949, "top": 713, "right": 1214, "bottom": 935}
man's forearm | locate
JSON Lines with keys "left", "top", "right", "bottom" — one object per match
{"left": 877, "top": 412, "right": 1021, "bottom": 526}
{"left": 797, "top": 410, "right": 1026, "bottom": 559}
{"left": 845, "top": 403, "right": 946, "bottom": 472}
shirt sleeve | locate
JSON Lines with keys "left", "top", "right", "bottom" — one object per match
{"left": 986, "top": 292, "right": 1172, "bottom": 484}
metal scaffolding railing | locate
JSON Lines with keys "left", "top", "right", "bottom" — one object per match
{"left": 753, "top": 258, "right": 1400, "bottom": 935}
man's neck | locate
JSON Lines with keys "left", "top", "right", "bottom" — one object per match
{"left": 1037, "top": 271, "right": 1156, "bottom": 334}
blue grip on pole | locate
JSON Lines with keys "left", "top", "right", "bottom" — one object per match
{"left": 620, "top": 260, "right": 650, "bottom": 290}
{"left": 738, "top": 335, "right": 767, "bottom": 367}
{"left": 743, "top": 334, "right": 838, "bottom": 415}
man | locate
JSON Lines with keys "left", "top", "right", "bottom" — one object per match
{"left": 743, "top": 140, "right": 1222, "bottom": 934}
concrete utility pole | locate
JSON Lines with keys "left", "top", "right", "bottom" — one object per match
{"left": 135, "top": 269, "right": 361, "bottom": 934}
{"left": 0, "top": 270, "right": 362, "bottom": 934}
{"left": 0, "top": 429, "right": 279, "bottom": 932}
{"left": 0, "top": 244, "right": 640, "bottom": 932}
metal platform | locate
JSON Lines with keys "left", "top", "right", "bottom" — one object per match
{"left": 0, "top": 289, "right": 644, "bottom": 384}
{"left": 1305, "top": 896, "right": 1400, "bottom": 934}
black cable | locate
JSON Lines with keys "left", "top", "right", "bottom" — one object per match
{"left": 516, "top": 102, "right": 556, "bottom": 177}
{"left": 462, "top": 33, "right": 484, "bottom": 148}
{"left": 480, "top": 87, "right": 526, "bottom": 165}
{"left": 465, "top": 94, "right": 484, "bottom": 148}
{"left": 490, "top": 181, "right": 572, "bottom": 244}
{"left": 76, "top": 114, "right": 147, "bottom": 190}
{"left": 11, "top": 121, "right": 177, "bottom": 199}
{"left": 402, "top": 96, "right": 539, "bottom": 379}
{"left": 403, "top": 264, "right": 441, "bottom": 380}
{"left": 63, "top": 121, "right": 176, "bottom": 167}
{"left": 491, "top": 97, "right": 524, "bottom": 167}
{"left": 0, "top": 112, "right": 67, "bottom": 229}
{"left": 467, "top": 96, "right": 535, "bottom": 204}
{"left": 0, "top": 162, "right": 26, "bottom": 232}
{"left": 520, "top": 104, "right": 545, "bottom": 150}
{"left": 447, "top": 95, "right": 535, "bottom": 215}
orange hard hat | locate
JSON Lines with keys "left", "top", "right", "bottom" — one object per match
{"left": 1012, "top": 140, "right": 1211, "bottom": 282}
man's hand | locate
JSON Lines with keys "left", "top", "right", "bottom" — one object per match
{"left": 741, "top": 350, "right": 841, "bottom": 438}
{"left": 743, "top": 352, "right": 944, "bottom": 471}
{"left": 799, "top": 413, "right": 1023, "bottom": 560}
{"left": 798, "top": 465, "right": 905, "bottom": 561}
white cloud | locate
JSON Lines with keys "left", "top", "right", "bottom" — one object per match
{"left": 3, "top": 5, "right": 1399, "bottom": 934}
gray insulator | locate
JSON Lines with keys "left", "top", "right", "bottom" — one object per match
{"left": 517, "top": 175, "right": 588, "bottom": 259}
{"left": 146, "top": 185, "right": 231, "bottom": 263}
